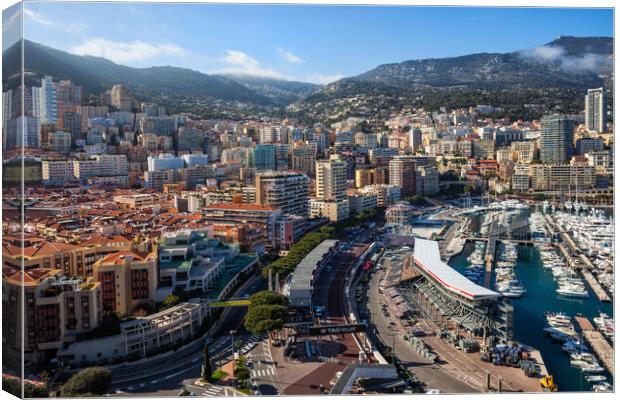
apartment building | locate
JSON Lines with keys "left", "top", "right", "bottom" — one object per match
{"left": 389, "top": 155, "right": 417, "bottom": 197}
{"left": 529, "top": 164, "right": 597, "bottom": 192}
{"left": 92, "top": 249, "right": 158, "bottom": 316}
{"left": 202, "top": 203, "right": 282, "bottom": 250}
{"left": 359, "top": 184, "right": 401, "bottom": 207}
{"left": 2, "top": 267, "right": 101, "bottom": 367}
{"left": 255, "top": 171, "right": 310, "bottom": 219}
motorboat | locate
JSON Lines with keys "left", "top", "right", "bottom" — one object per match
{"left": 581, "top": 364, "right": 605, "bottom": 373}
{"left": 557, "top": 284, "right": 589, "bottom": 298}
{"left": 585, "top": 375, "right": 607, "bottom": 383}
{"left": 545, "top": 312, "right": 572, "bottom": 327}
{"left": 561, "top": 339, "right": 588, "bottom": 354}
{"left": 592, "top": 382, "right": 612, "bottom": 392}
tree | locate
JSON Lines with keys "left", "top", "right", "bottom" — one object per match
{"left": 405, "top": 195, "right": 428, "bottom": 206}
{"left": 61, "top": 367, "right": 112, "bottom": 397}
{"left": 234, "top": 367, "right": 250, "bottom": 381}
{"left": 249, "top": 291, "right": 288, "bottom": 307}
{"left": 202, "top": 344, "right": 213, "bottom": 381}
{"left": 244, "top": 304, "right": 288, "bottom": 335}
{"left": 163, "top": 293, "right": 181, "bottom": 309}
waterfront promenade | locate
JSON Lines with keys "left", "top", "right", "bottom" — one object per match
{"left": 574, "top": 317, "right": 614, "bottom": 376}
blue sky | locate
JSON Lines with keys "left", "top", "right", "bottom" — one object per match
{"left": 5, "top": 2, "right": 614, "bottom": 84}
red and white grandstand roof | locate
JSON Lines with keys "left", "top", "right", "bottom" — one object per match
{"left": 413, "top": 239, "right": 500, "bottom": 301}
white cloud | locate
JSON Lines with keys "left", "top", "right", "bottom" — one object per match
{"left": 520, "top": 45, "right": 607, "bottom": 73}
{"left": 306, "top": 73, "right": 344, "bottom": 85}
{"left": 527, "top": 45, "right": 565, "bottom": 62}
{"left": 277, "top": 47, "right": 303, "bottom": 64}
{"left": 218, "top": 50, "right": 284, "bottom": 79}
{"left": 558, "top": 53, "right": 607, "bottom": 73}
{"left": 24, "top": 8, "right": 88, "bottom": 34}
{"left": 70, "top": 38, "right": 187, "bottom": 64}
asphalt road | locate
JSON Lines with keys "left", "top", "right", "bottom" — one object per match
{"left": 109, "top": 272, "right": 266, "bottom": 396}
{"left": 364, "top": 264, "right": 476, "bottom": 393}
{"left": 245, "top": 337, "right": 280, "bottom": 395}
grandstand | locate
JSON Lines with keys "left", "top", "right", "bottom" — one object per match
{"left": 397, "top": 239, "right": 512, "bottom": 342}
{"left": 285, "top": 239, "right": 338, "bottom": 308}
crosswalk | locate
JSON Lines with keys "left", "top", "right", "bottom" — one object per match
{"left": 201, "top": 386, "right": 238, "bottom": 397}
{"left": 250, "top": 366, "right": 275, "bottom": 378}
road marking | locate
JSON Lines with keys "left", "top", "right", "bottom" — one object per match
{"left": 161, "top": 364, "right": 201, "bottom": 380}
{"left": 150, "top": 379, "right": 158, "bottom": 384}
{"left": 125, "top": 386, "right": 134, "bottom": 391}
{"left": 139, "top": 383, "right": 146, "bottom": 387}
{"left": 192, "top": 357, "right": 199, "bottom": 363}
{"left": 115, "top": 389, "right": 125, "bottom": 394}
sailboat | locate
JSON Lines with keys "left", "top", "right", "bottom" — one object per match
{"left": 564, "top": 183, "right": 573, "bottom": 212}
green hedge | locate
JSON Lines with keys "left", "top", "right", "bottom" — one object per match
{"left": 262, "top": 226, "right": 335, "bottom": 278}
{"left": 60, "top": 367, "right": 111, "bottom": 397}
{"left": 2, "top": 374, "right": 48, "bottom": 398}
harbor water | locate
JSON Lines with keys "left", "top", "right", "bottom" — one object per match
{"left": 448, "top": 210, "right": 614, "bottom": 392}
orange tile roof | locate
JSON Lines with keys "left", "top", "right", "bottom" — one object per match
{"left": 3, "top": 240, "right": 83, "bottom": 258}
{"left": 206, "top": 203, "right": 277, "bottom": 211}
{"left": 2, "top": 267, "right": 60, "bottom": 286}
{"left": 98, "top": 251, "right": 146, "bottom": 265}
{"left": 82, "top": 235, "right": 132, "bottom": 247}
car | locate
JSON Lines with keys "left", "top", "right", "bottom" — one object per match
{"left": 245, "top": 361, "right": 254, "bottom": 368}
{"left": 243, "top": 294, "right": 250, "bottom": 298}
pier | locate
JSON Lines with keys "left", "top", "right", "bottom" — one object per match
{"left": 574, "top": 317, "right": 614, "bottom": 375}
{"left": 543, "top": 215, "right": 611, "bottom": 303}
{"left": 484, "top": 233, "right": 496, "bottom": 289}
{"left": 468, "top": 216, "right": 530, "bottom": 289}
{"left": 580, "top": 270, "right": 611, "bottom": 302}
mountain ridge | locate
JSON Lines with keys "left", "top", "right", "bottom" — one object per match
{"left": 2, "top": 36, "right": 612, "bottom": 119}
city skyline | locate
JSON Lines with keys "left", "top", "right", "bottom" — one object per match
{"left": 2, "top": 2, "right": 613, "bottom": 84}
{"left": 1, "top": 2, "right": 615, "bottom": 397}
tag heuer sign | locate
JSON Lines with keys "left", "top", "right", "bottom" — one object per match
{"left": 309, "top": 323, "right": 366, "bottom": 335}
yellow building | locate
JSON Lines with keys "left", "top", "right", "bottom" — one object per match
{"left": 93, "top": 249, "right": 158, "bottom": 316}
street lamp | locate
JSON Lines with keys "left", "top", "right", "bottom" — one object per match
{"left": 229, "top": 330, "right": 237, "bottom": 362}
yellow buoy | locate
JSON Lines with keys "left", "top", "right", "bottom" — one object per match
{"left": 540, "top": 375, "right": 558, "bottom": 392}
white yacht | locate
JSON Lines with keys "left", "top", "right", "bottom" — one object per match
{"left": 557, "top": 284, "right": 589, "bottom": 298}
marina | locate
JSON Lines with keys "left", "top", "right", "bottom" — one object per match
{"left": 448, "top": 201, "right": 614, "bottom": 392}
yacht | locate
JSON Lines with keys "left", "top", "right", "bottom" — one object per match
{"left": 570, "top": 352, "right": 597, "bottom": 363}
{"left": 557, "top": 285, "right": 589, "bottom": 298}
{"left": 585, "top": 375, "right": 607, "bottom": 383}
{"left": 592, "top": 382, "right": 612, "bottom": 392}
{"left": 581, "top": 364, "right": 605, "bottom": 373}
{"left": 544, "top": 326, "right": 577, "bottom": 341}
{"left": 593, "top": 313, "right": 614, "bottom": 341}
{"left": 497, "top": 280, "right": 526, "bottom": 298}
{"left": 561, "top": 339, "right": 588, "bottom": 354}
{"left": 545, "top": 312, "right": 572, "bottom": 327}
